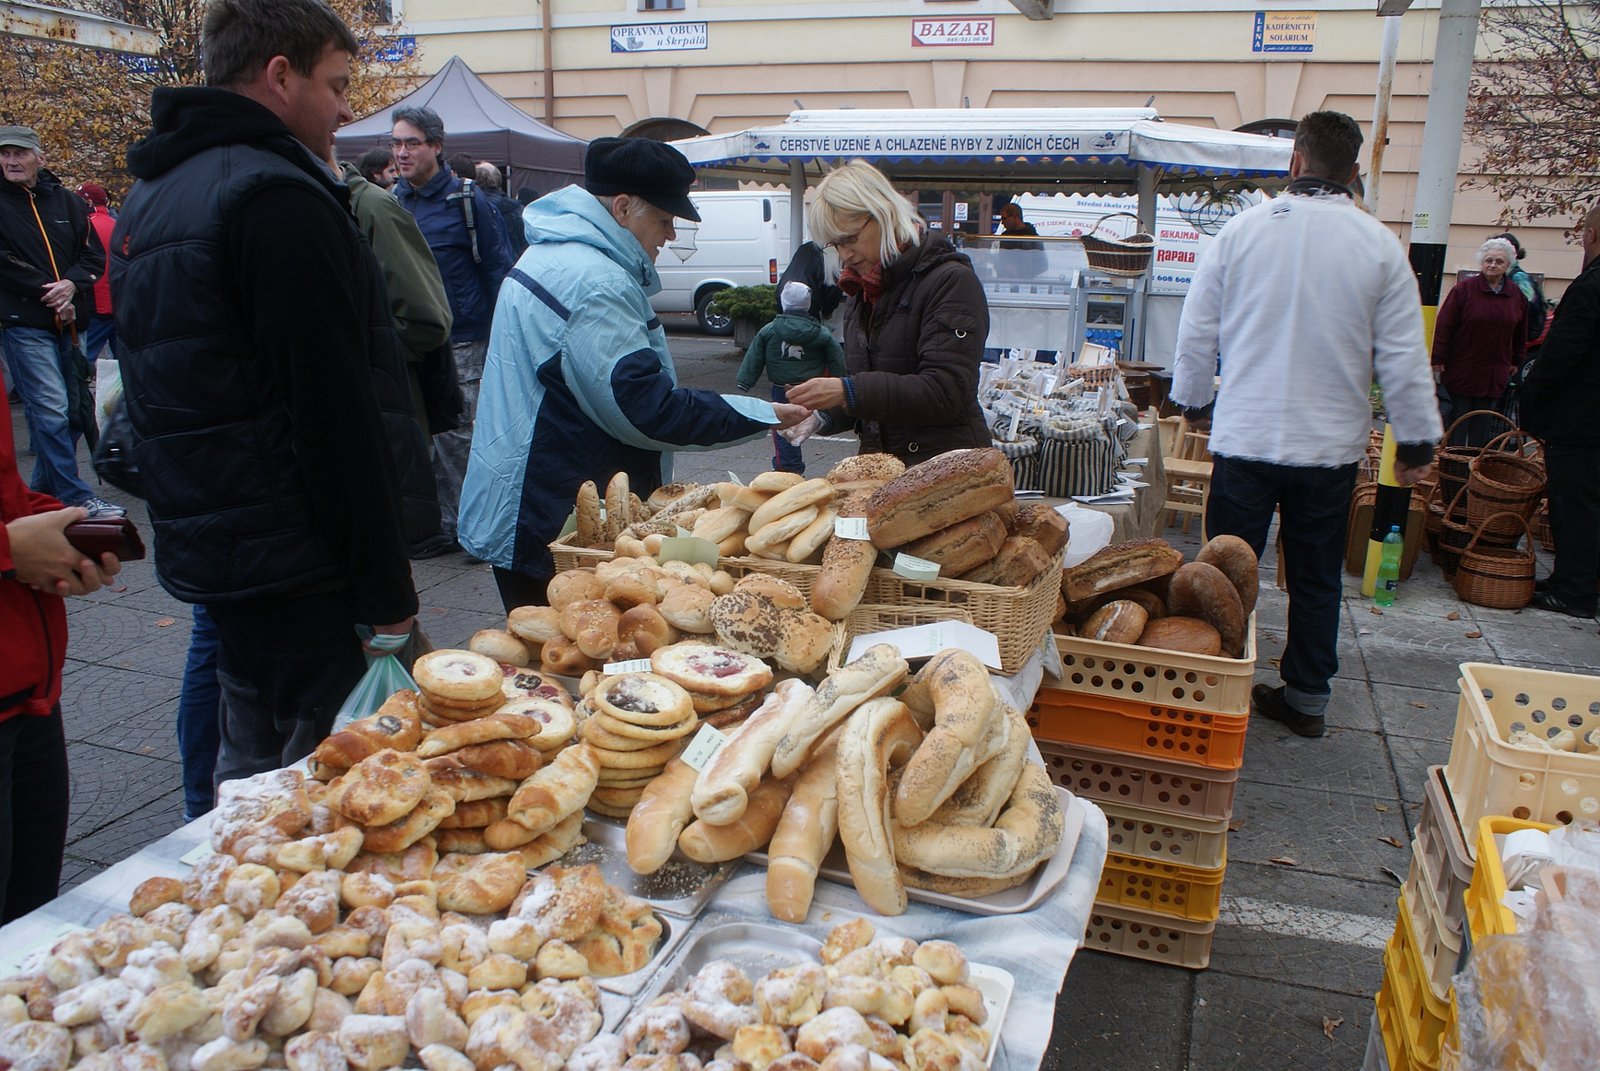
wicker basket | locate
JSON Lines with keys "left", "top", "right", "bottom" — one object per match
{"left": 1437, "top": 408, "right": 1518, "bottom": 504}
{"left": 1422, "top": 482, "right": 1446, "bottom": 558}
{"left": 1080, "top": 212, "right": 1156, "bottom": 277}
{"left": 1466, "top": 431, "right": 1544, "bottom": 540}
{"left": 1453, "top": 512, "right": 1535, "bottom": 610}
{"left": 1434, "top": 485, "right": 1472, "bottom": 577}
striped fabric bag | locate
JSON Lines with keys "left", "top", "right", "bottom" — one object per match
{"left": 1034, "top": 419, "right": 1118, "bottom": 497}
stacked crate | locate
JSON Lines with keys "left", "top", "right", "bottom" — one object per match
{"left": 1370, "top": 663, "right": 1600, "bottom": 1071}
{"left": 1030, "top": 620, "right": 1258, "bottom": 969}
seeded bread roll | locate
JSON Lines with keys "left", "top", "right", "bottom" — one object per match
{"left": 864, "top": 448, "right": 1015, "bottom": 549}
{"left": 899, "top": 512, "right": 1008, "bottom": 577}
{"left": 826, "top": 453, "right": 906, "bottom": 485}
{"left": 1061, "top": 538, "right": 1184, "bottom": 603}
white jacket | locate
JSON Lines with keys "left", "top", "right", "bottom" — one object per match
{"left": 1171, "top": 191, "right": 1442, "bottom": 467}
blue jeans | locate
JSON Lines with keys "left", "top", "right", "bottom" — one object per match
{"left": 770, "top": 384, "right": 804, "bottom": 474}
{"left": 1206, "top": 456, "right": 1359, "bottom": 707}
{"left": 84, "top": 314, "right": 117, "bottom": 363}
{"left": 1, "top": 325, "right": 92, "bottom": 504}
{"left": 176, "top": 605, "right": 222, "bottom": 819}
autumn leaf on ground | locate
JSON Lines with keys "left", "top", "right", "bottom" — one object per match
{"left": 1446, "top": 611, "right": 1461, "bottom": 621}
{"left": 1323, "top": 1016, "right": 1343, "bottom": 1040}
{"left": 1269, "top": 856, "right": 1299, "bottom": 866}
{"left": 1375, "top": 803, "right": 1389, "bottom": 812}
{"left": 155, "top": 617, "right": 175, "bottom": 627}
{"left": 1370, "top": 607, "right": 1384, "bottom": 615}
{"left": 1410, "top": 701, "right": 1429, "bottom": 708}
{"left": 1465, "top": 631, "right": 1483, "bottom": 639}
{"left": 1380, "top": 835, "right": 1405, "bottom": 848}
{"left": 1227, "top": 817, "right": 1246, "bottom": 832}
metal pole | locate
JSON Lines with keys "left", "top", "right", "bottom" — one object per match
{"left": 789, "top": 158, "right": 806, "bottom": 259}
{"left": 1367, "top": 14, "right": 1402, "bottom": 214}
{"left": 541, "top": 0, "right": 556, "bottom": 125}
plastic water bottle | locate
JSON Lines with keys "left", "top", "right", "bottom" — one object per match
{"left": 1374, "top": 525, "right": 1403, "bottom": 607}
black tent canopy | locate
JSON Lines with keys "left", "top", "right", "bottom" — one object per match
{"left": 341, "top": 56, "right": 586, "bottom": 196}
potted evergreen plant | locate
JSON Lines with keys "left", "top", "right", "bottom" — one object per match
{"left": 709, "top": 284, "right": 778, "bottom": 346}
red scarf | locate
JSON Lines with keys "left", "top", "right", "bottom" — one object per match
{"left": 838, "top": 263, "right": 884, "bottom": 305}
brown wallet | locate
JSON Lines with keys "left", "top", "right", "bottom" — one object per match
{"left": 64, "top": 516, "right": 146, "bottom": 562}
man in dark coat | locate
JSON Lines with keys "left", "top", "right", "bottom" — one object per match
{"left": 1522, "top": 203, "right": 1600, "bottom": 621}
{"left": 112, "top": 0, "right": 436, "bottom": 782}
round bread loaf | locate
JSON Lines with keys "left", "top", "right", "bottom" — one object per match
{"left": 1196, "top": 534, "right": 1260, "bottom": 615}
{"left": 826, "top": 453, "right": 906, "bottom": 485}
{"left": 1081, "top": 600, "right": 1149, "bottom": 645}
{"left": 864, "top": 448, "right": 1015, "bottom": 549}
{"left": 900, "top": 512, "right": 1008, "bottom": 576}
{"left": 1167, "top": 561, "right": 1247, "bottom": 657}
{"left": 1137, "top": 615, "right": 1223, "bottom": 656}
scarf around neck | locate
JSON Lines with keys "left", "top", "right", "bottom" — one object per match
{"left": 838, "top": 262, "right": 884, "bottom": 305}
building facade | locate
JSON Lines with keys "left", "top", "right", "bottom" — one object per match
{"left": 379, "top": 0, "right": 1582, "bottom": 293}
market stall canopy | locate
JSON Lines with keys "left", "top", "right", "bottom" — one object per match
{"left": 340, "top": 55, "right": 586, "bottom": 196}
{"left": 671, "top": 108, "right": 1293, "bottom": 196}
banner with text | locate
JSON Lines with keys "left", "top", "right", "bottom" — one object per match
{"left": 1252, "top": 11, "right": 1315, "bottom": 53}
{"left": 611, "top": 22, "right": 708, "bottom": 53}
{"left": 752, "top": 129, "right": 1131, "bottom": 158}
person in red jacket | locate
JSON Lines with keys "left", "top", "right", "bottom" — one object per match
{"left": 0, "top": 391, "right": 120, "bottom": 921}
{"left": 77, "top": 181, "right": 117, "bottom": 363}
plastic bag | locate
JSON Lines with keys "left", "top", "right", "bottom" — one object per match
{"left": 332, "top": 628, "right": 419, "bottom": 732}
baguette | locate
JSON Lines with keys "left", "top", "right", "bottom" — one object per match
{"left": 692, "top": 678, "right": 815, "bottom": 826}
{"left": 893, "top": 650, "right": 1001, "bottom": 826}
{"left": 864, "top": 448, "right": 1015, "bottom": 549}
{"left": 677, "top": 776, "right": 793, "bottom": 863}
{"left": 770, "top": 643, "right": 909, "bottom": 779}
{"left": 835, "top": 697, "right": 924, "bottom": 915}
{"left": 765, "top": 729, "right": 843, "bottom": 923}
{"left": 1061, "top": 538, "right": 1183, "bottom": 603}
{"left": 624, "top": 758, "right": 698, "bottom": 874}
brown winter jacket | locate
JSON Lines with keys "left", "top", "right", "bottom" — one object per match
{"left": 828, "top": 235, "right": 991, "bottom": 464}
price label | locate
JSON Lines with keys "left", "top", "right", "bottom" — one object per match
{"left": 180, "top": 842, "right": 214, "bottom": 867}
{"left": 679, "top": 723, "right": 729, "bottom": 772}
{"left": 602, "top": 658, "right": 652, "bottom": 674}
{"left": 833, "top": 516, "right": 871, "bottom": 541}
{"left": 659, "top": 536, "right": 719, "bottom": 566}
{"left": 892, "top": 553, "right": 941, "bottom": 580}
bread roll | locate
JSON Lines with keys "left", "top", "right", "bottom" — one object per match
{"left": 928, "top": 704, "right": 1029, "bottom": 829}
{"left": 786, "top": 508, "right": 838, "bottom": 563}
{"left": 1008, "top": 503, "right": 1069, "bottom": 557}
{"left": 1061, "top": 538, "right": 1184, "bottom": 603}
{"left": 692, "top": 678, "right": 814, "bottom": 826}
{"left": 678, "top": 777, "right": 794, "bottom": 863}
{"left": 750, "top": 471, "right": 806, "bottom": 493}
{"left": 893, "top": 651, "right": 1001, "bottom": 826}
{"left": 749, "top": 479, "right": 834, "bottom": 535}
{"left": 956, "top": 535, "right": 1054, "bottom": 588}
{"left": 811, "top": 531, "right": 877, "bottom": 622}
{"left": 625, "top": 759, "right": 698, "bottom": 874}
{"left": 891, "top": 764, "right": 1062, "bottom": 881}
{"left": 1137, "top": 616, "right": 1222, "bottom": 656}
{"left": 1167, "top": 561, "right": 1247, "bottom": 657}
{"left": 864, "top": 448, "right": 1015, "bottom": 549}
{"left": 765, "top": 730, "right": 843, "bottom": 923}
{"left": 1080, "top": 600, "right": 1149, "bottom": 645}
{"left": 836, "top": 697, "right": 924, "bottom": 915}
{"left": 826, "top": 454, "right": 906, "bottom": 485}
{"left": 468, "top": 629, "right": 531, "bottom": 668}
{"left": 899, "top": 513, "right": 1007, "bottom": 576}
{"left": 1196, "top": 534, "right": 1260, "bottom": 615}
{"left": 771, "top": 643, "right": 910, "bottom": 779}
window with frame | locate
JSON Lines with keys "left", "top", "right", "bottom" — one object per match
{"left": 640, "top": 0, "right": 685, "bottom": 10}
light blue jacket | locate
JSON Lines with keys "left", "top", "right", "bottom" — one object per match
{"left": 459, "top": 185, "right": 777, "bottom": 577}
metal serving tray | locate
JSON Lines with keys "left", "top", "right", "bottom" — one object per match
{"left": 556, "top": 816, "right": 736, "bottom": 919}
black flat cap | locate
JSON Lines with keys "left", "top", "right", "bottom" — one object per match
{"left": 585, "top": 137, "right": 701, "bottom": 222}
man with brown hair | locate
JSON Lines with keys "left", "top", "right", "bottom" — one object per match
{"left": 112, "top": 0, "right": 436, "bottom": 781}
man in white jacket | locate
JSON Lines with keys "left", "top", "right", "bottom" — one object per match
{"left": 1171, "top": 111, "right": 1442, "bottom": 739}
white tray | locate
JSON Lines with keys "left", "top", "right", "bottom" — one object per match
{"left": 748, "top": 785, "right": 1085, "bottom": 916}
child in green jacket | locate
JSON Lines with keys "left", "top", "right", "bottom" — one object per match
{"left": 737, "top": 282, "right": 846, "bottom": 473}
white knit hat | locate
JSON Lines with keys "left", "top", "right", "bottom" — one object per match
{"left": 780, "top": 281, "right": 812, "bottom": 313}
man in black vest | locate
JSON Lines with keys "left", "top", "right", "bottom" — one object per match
{"left": 112, "top": 0, "right": 436, "bottom": 783}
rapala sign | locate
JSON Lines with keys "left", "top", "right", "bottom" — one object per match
{"left": 912, "top": 17, "right": 995, "bottom": 46}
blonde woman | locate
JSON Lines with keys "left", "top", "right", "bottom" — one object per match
{"left": 784, "top": 161, "right": 990, "bottom": 464}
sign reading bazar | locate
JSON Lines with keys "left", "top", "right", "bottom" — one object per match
{"left": 912, "top": 17, "right": 995, "bottom": 46}
{"left": 1251, "top": 11, "right": 1315, "bottom": 54}
{"left": 610, "top": 22, "right": 708, "bottom": 53}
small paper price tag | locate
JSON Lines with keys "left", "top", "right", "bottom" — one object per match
{"left": 679, "top": 723, "right": 729, "bottom": 772}
{"left": 726, "top": 471, "right": 744, "bottom": 486}
{"left": 180, "top": 842, "right": 214, "bottom": 867}
{"left": 659, "top": 536, "right": 719, "bottom": 566}
{"left": 603, "top": 658, "right": 653, "bottom": 674}
{"left": 833, "top": 516, "right": 871, "bottom": 541}
{"left": 892, "top": 553, "right": 941, "bottom": 580}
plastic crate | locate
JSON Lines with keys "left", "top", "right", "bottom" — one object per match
{"left": 1052, "top": 615, "right": 1257, "bottom": 716}
{"left": 1413, "top": 765, "right": 1474, "bottom": 939}
{"left": 1374, "top": 980, "right": 1429, "bottom": 1071}
{"left": 1036, "top": 739, "right": 1240, "bottom": 821}
{"left": 1443, "top": 663, "right": 1600, "bottom": 845}
{"left": 1097, "top": 847, "right": 1227, "bottom": 922}
{"left": 1082, "top": 902, "right": 1214, "bottom": 969}
{"left": 1386, "top": 895, "right": 1450, "bottom": 1069}
{"left": 1464, "top": 814, "right": 1557, "bottom": 943}
{"left": 1100, "top": 799, "right": 1229, "bottom": 869}
{"left": 1028, "top": 688, "right": 1249, "bottom": 771}
{"left": 1403, "top": 847, "right": 1464, "bottom": 1005}
{"left": 1362, "top": 1015, "right": 1392, "bottom": 1071}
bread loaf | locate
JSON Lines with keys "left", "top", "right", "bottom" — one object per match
{"left": 1167, "top": 561, "right": 1247, "bottom": 657}
{"left": 1195, "top": 534, "right": 1260, "bottom": 615}
{"left": 771, "top": 643, "right": 909, "bottom": 778}
{"left": 835, "top": 697, "right": 924, "bottom": 915}
{"left": 864, "top": 448, "right": 1015, "bottom": 549}
{"left": 764, "top": 730, "right": 843, "bottom": 923}
{"left": 893, "top": 651, "right": 1002, "bottom": 826}
{"left": 692, "top": 678, "right": 814, "bottom": 826}
{"left": 1061, "top": 538, "right": 1184, "bottom": 603}
{"left": 899, "top": 512, "right": 1007, "bottom": 576}
{"left": 826, "top": 454, "right": 906, "bottom": 485}
{"left": 956, "top": 535, "right": 1054, "bottom": 588}
{"left": 811, "top": 530, "right": 876, "bottom": 622}
{"left": 1136, "top": 616, "right": 1222, "bottom": 656}
{"left": 890, "top": 763, "right": 1062, "bottom": 881}
{"left": 1008, "top": 503, "right": 1069, "bottom": 557}
{"left": 677, "top": 776, "right": 793, "bottom": 863}
{"left": 624, "top": 758, "right": 698, "bottom": 874}
{"left": 1081, "top": 600, "right": 1149, "bottom": 645}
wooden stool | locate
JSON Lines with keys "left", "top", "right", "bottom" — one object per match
{"left": 1163, "top": 418, "right": 1214, "bottom": 535}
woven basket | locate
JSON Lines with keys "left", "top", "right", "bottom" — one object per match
{"left": 1080, "top": 212, "right": 1155, "bottom": 277}
{"left": 1454, "top": 512, "right": 1535, "bottom": 610}
{"left": 1438, "top": 409, "right": 1518, "bottom": 506}
{"left": 1435, "top": 485, "right": 1474, "bottom": 578}
{"left": 1423, "top": 482, "right": 1446, "bottom": 558}
{"left": 1466, "top": 431, "right": 1544, "bottom": 540}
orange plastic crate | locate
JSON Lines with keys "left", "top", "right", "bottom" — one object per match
{"left": 1096, "top": 848, "right": 1227, "bottom": 922}
{"left": 1029, "top": 687, "right": 1249, "bottom": 770}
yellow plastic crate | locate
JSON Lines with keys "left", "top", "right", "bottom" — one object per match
{"left": 1464, "top": 815, "right": 1557, "bottom": 944}
{"left": 1095, "top": 847, "right": 1227, "bottom": 922}
{"left": 1082, "top": 902, "right": 1214, "bottom": 969}
{"left": 1385, "top": 895, "right": 1449, "bottom": 1069}
{"left": 1374, "top": 980, "right": 1424, "bottom": 1071}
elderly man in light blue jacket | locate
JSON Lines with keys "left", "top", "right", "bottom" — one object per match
{"left": 460, "top": 138, "right": 810, "bottom": 610}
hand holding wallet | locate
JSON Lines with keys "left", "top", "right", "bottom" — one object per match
{"left": 63, "top": 516, "right": 146, "bottom": 562}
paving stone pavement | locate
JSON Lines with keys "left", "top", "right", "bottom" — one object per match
{"left": 17, "top": 321, "right": 1600, "bottom": 1069}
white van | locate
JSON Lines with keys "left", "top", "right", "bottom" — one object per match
{"left": 651, "top": 189, "right": 796, "bottom": 334}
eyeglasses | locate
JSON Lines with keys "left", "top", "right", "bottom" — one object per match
{"left": 390, "top": 137, "right": 427, "bottom": 150}
{"left": 827, "top": 225, "right": 867, "bottom": 251}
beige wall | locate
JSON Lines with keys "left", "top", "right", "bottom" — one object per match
{"left": 388, "top": 0, "right": 1584, "bottom": 293}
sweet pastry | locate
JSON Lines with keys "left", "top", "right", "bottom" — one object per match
{"left": 864, "top": 448, "right": 1014, "bottom": 549}
{"left": 313, "top": 692, "right": 425, "bottom": 770}
{"left": 416, "top": 711, "right": 544, "bottom": 758}
{"left": 333, "top": 750, "right": 432, "bottom": 827}
{"left": 651, "top": 642, "right": 773, "bottom": 698}
{"left": 506, "top": 743, "right": 602, "bottom": 835}
{"left": 593, "top": 673, "right": 696, "bottom": 728}
{"left": 413, "top": 651, "right": 504, "bottom": 704}
{"left": 361, "top": 788, "right": 456, "bottom": 854}
{"left": 433, "top": 851, "right": 527, "bottom": 915}
{"left": 444, "top": 740, "right": 544, "bottom": 780}
{"left": 496, "top": 699, "right": 577, "bottom": 753}
{"left": 420, "top": 758, "right": 521, "bottom": 803}
{"left": 500, "top": 668, "right": 574, "bottom": 708}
